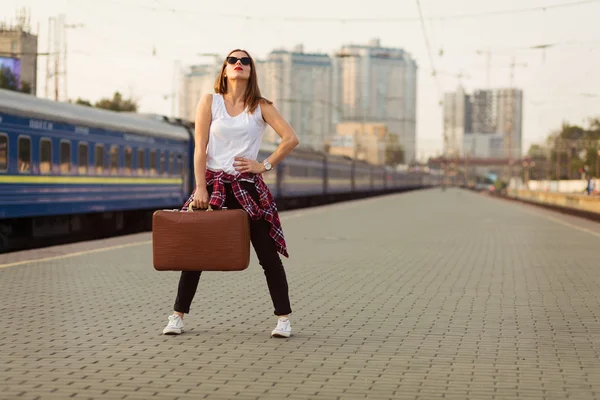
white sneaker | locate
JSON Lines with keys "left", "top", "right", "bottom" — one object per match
{"left": 162, "top": 314, "right": 184, "bottom": 335}
{"left": 271, "top": 317, "right": 292, "bottom": 338}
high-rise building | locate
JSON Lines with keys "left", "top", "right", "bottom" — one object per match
{"left": 444, "top": 87, "right": 523, "bottom": 159}
{"left": 179, "top": 62, "right": 220, "bottom": 122}
{"left": 471, "top": 89, "right": 497, "bottom": 134}
{"left": 443, "top": 86, "right": 471, "bottom": 156}
{"left": 0, "top": 10, "right": 38, "bottom": 95}
{"left": 496, "top": 88, "right": 523, "bottom": 159}
{"left": 256, "top": 45, "right": 334, "bottom": 150}
{"left": 336, "top": 39, "right": 417, "bottom": 163}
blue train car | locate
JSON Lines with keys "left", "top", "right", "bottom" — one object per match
{"left": 325, "top": 154, "right": 353, "bottom": 195}
{"left": 256, "top": 145, "right": 280, "bottom": 198}
{"left": 353, "top": 160, "right": 372, "bottom": 192}
{"left": 279, "top": 147, "right": 325, "bottom": 199}
{"left": 0, "top": 89, "right": 190, "bottom": 220}
{"left": 0, "top": 89, "right": 193, "bottom": 250}
{"left": 0, "top": 88, "right": 435, "bottom": 252}
{"left": 371, "top": 165, "right": 386, "bottom": 191}
{"left": 383, "top": 166, "right": 395, "bottom": 190}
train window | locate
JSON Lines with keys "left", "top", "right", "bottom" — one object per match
{"left": 18, "top": 136, "right": 31, "bottom": 173}
{"left": 60, "top": 141, "right": 71, "bottom": 174}
{"left": 95, "top": 144, "right": 104, "bottom": 174}
{"left": 110, "top": 146, "right": 118, "bottom": 175}
{"left": 149, "top": 150, "right": 157, "bottom": 176}
{"left": 159, "top": 151, "right": 166, "bottom": 175}
{"left": 0, "top": 135, "right": 6, "bottom": 172}
{"left": 124, "top": 147, "right": 132, "bottom": 175}
{"left": 137, "top": 149, "right": 145, "bottom": 175}
{"left": 40, "top": 138, "right": 52, "bottom": 174}
{"left": 169, "top": 153, "right": 174, "bottom": 175}
{"left": 176, "top": 153, "right": 183, "bottom": 175}
{"left": 78, "top": 143, "right": 88, "bottom": 174}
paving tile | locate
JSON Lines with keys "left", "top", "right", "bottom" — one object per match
{"left": 1, "top": 189, "right": 599, "bottom": 399}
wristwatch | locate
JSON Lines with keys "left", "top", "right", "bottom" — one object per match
{"left": 263, "top": 160, "right": 272, "bottom": 172}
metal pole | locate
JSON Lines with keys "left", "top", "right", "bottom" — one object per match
{"left": 54, "top": 15, "right": 61, "bottom": 101}
{"left": 465, "top": 151, "right": 469, "bottom": 187}
{"left": 556, "top": 148, "right": 560, "bottom": 180}
{"left": 45, "top": 17, "right": 53, "bottom": 99}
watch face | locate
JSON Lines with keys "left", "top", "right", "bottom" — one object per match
{"left": 264, "top": 161, "right": 272, "bottom": 170}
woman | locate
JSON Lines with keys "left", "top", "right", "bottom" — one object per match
{"left": 162, "top": 49, "right": 299, "bottom": 338}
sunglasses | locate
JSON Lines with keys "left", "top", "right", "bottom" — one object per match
{"left": 226, "top": 56, "right": 252, "bottom": 66}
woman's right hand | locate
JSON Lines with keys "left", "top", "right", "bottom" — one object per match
{"left": 192, "top": 187, "right": 209, "bottom": 210}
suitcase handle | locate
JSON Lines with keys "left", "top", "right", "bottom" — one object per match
{"left": 187, "top": 203, "right": 213, "bottom": 212}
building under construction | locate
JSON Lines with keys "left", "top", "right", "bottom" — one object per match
{"left": 0, "top": 9, "right": 38, "bottom": 95}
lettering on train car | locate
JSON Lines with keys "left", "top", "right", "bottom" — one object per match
{"left": 75, "top": 126, "right": 90, "bottom": 135}
{"left": 29, "top": 119, "right": 54, "bottom": 130}
{"left": 124, "top": 134, "right": 155, "bottom": 144}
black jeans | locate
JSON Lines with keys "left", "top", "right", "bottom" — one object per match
{"left": 173, "top": 181, "right": 292, "bottom": 316}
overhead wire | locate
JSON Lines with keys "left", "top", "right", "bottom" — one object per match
{"left": 91, "top": 0, "right": 600, "bottom": 23}
{"left": 415, "top": 0, "right": 442, "bottom": 103}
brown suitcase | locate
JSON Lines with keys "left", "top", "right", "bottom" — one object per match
{"left": 152, "top": 204, "right": 251, "bottom": 271}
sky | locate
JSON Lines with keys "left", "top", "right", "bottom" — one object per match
{"left": 2, "top": 0, "right": 600, "bottom": 161}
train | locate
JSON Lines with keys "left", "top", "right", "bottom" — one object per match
{"left": 0, "top": 88, "right": 438, "bottom": 252}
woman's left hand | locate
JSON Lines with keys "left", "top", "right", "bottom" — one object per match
{"left": 234, "top": 157, "right": 265, "bottom": 174}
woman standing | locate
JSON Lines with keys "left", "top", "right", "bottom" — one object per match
{"left": 162, "top": 49, "right": 299, "bottom": 338}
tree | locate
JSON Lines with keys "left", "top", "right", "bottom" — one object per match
{"left": 74, "top": 98, "right": 92, "bottom": 107}
{"left": 20, "top": 81, "right": 31, "bottom": 94}
{"left": 68, "top": 92, "right": 138, "bottom": 112}
{"left": 384, "top": 133, "right": 405, "bottom": 166}
{"left": 94, "top": 91, "right": 138, "bottom": 112}
{"left": 0, "top": 66, "right": 19, "bottom": 91}
{"left": 527, "top": 118, "right": 600, "bottom": 180}
{"left": 527, "top": 144, "right": 545, "bottom": 157}
{"left": 0, "top": 67, "right": 32, "bottom": 94}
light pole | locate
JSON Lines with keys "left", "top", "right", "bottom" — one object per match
{"left": 522, "top": 160, "right": 534, "bottom": 186}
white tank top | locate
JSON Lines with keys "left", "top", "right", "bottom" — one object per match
{"left": 206, "top": 94, "right": 267, "bottom": 179}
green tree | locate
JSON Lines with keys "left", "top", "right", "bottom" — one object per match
{"left": 74, "top": 98, "right": 92, "bottom": 107}
{"left": 0, "top": 67, "right": 32, "bottom": 94}
{"left": 0, "top": 66, "right": 19, "bottom": 91}
{"left": 94, "top": 91, "right": 138, "bottom": 112}
{"left": 20, "top": 81, "right": 32, "bottom": 94}
{"left": 525, "top": 144, "right": 550, "bottom": 180}
{"left": 528, "top": 118, "right": 600, "bottom": 179}
{"left": 384, "top": 133, "right": 405, "bottom": 166}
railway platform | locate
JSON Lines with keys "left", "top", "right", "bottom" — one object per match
{"left": 1, "top": 188, "right": 600, "bottom": 400}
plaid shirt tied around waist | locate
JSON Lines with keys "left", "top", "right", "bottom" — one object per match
{"left": 182, "top": 170, "right": 289, "bottom": 258}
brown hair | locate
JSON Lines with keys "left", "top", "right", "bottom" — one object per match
{"left": 214, "top": 49, "right": 272, "bottom": 114}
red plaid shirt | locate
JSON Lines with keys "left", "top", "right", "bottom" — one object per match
{"left": 182, "top": 170, "right": 289, "bottom": 258}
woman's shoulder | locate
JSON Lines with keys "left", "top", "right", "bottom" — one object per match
{"left": 196, "top": 93, "right": 222, "bottom": 114}
{"left": 197, "top": 93, "right": 214, "bottom": 107}
{"left": 258, "top": 97, "right": 273, "bottom": 107}
{"left": 257, "top": 98, "right": 277, "bottom": 121}
{"left": 253, "top": 98, "right": 273, "bottom": 123}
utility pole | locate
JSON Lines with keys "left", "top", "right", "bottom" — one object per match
{"left": 465, "top": 150, "right": 469, "bottom": 187}
{"left": 62, "top": 15, "right": 67, "bottom": 101}
{"left": 53, "top": 14, "right": 61, "bottom": 101}
{"left": 556, "top": 148, "right": 561, "bottom": 180}
{"left": 45, "top": 16, "right": 53, "bottom": 99}
{"left": 45, "top": 15, "right": 82, "bottom": 102}
{"left": 63, "top": 19, "right": 84, "bottom": 102}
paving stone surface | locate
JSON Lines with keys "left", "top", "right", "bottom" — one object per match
{"left": 1, "top": 188, "right": 600, "bottom": 400}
